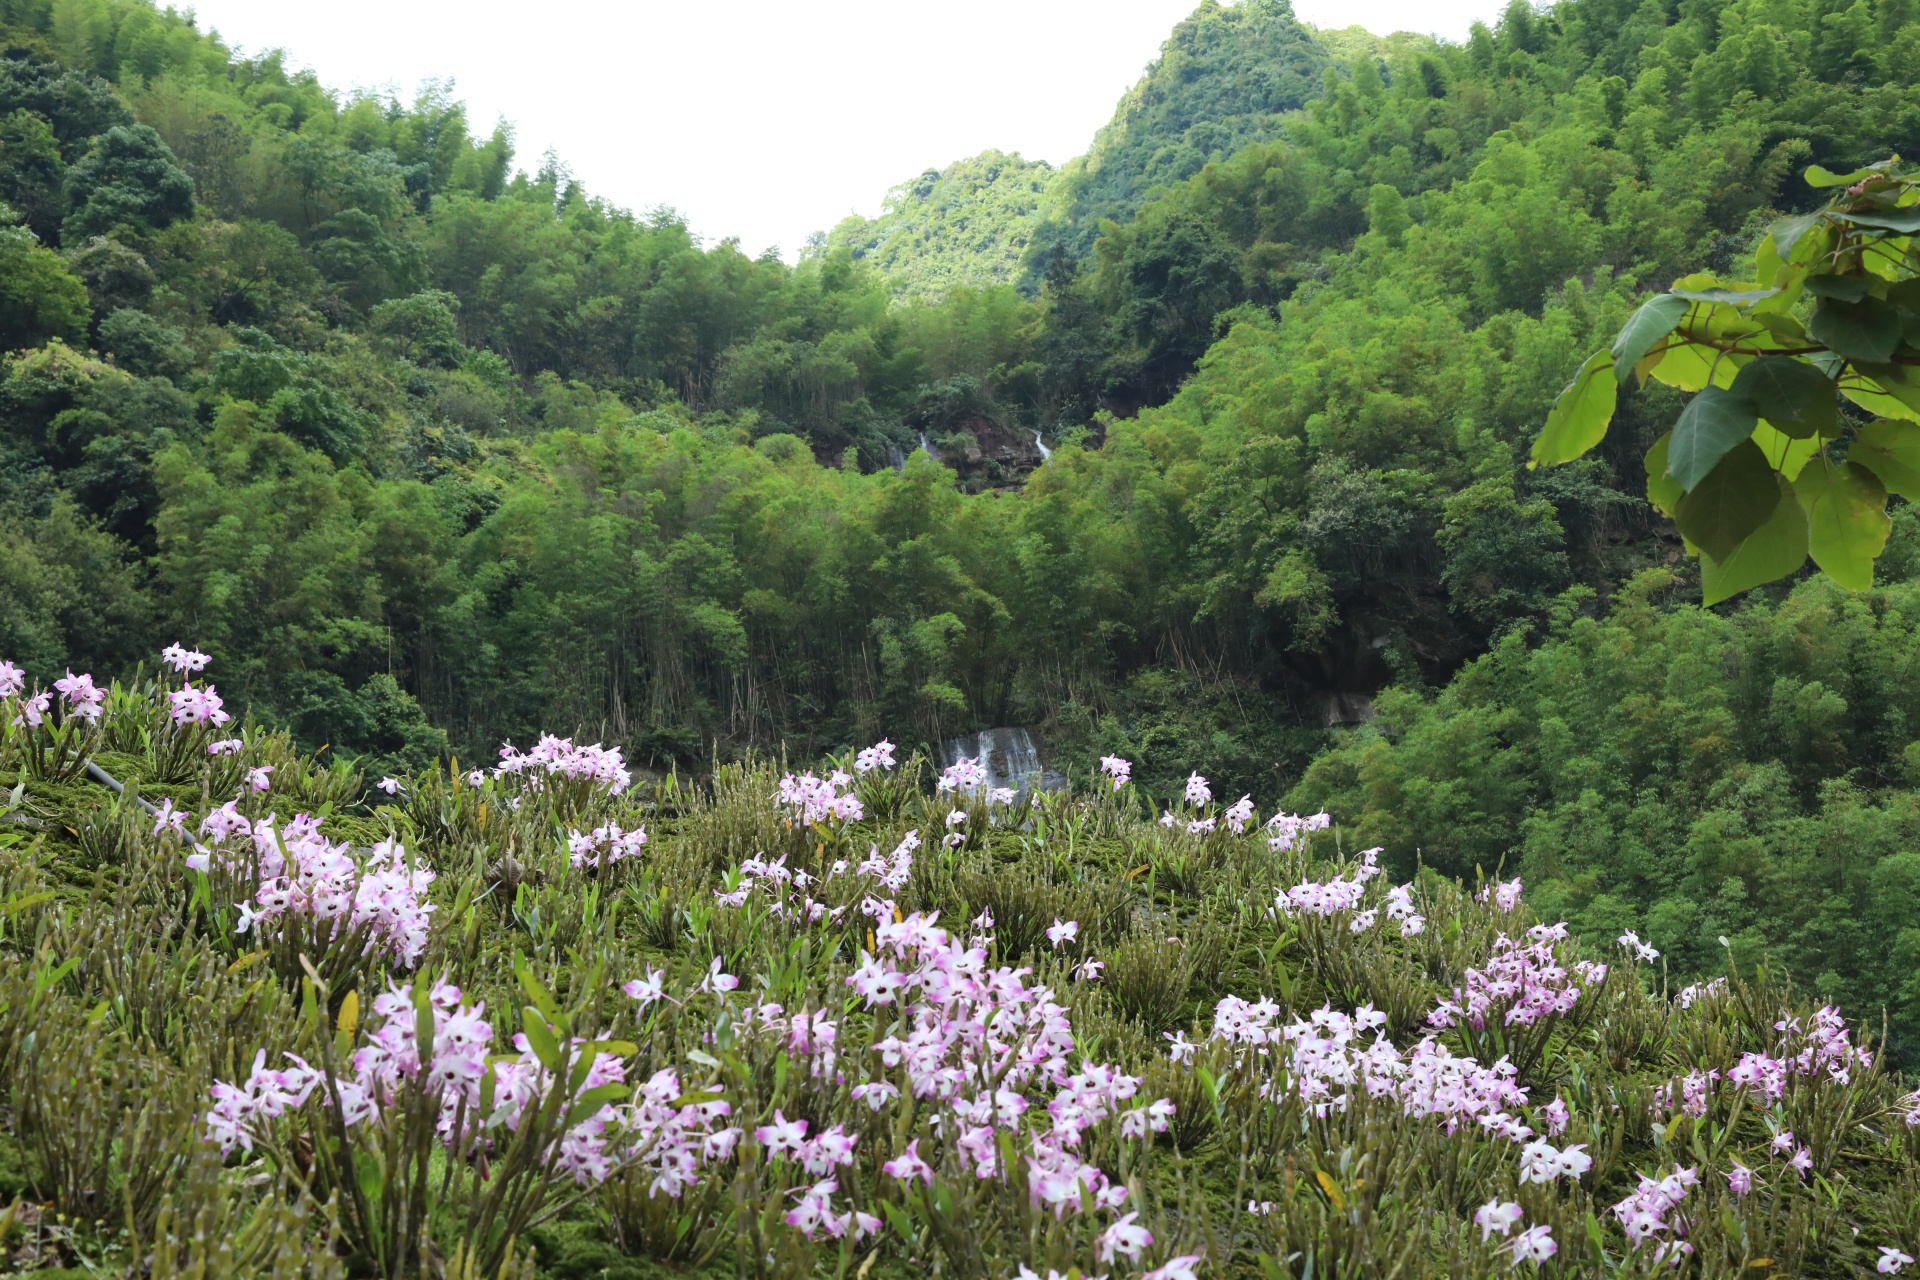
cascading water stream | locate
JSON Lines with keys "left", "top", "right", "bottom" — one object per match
{"left": 938, "top": 726, "right": 1066, "bottom": 801}
{"left": 1032, "top": 430, "right": 1051, "bottom": 461}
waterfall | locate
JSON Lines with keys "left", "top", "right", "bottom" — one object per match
{"left": 938, "top": 726, "right": 1066, "bottom": 800}
{"left": 917, "top": 431, "right": 939, "bottom": 461}
{"left": 1032, "top": 430, "right": 1051, "bottom": 461}
{"left": 886, "top": 442, "right": 905, "bottom": 471}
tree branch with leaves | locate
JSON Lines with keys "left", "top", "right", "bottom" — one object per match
{"left": 1532, "top": 158, "right": 1920, "bottom": 604}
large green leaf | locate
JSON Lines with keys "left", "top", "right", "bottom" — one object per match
{"left": 1670, "top": 283, "right": 1779, "bottom": 305}
{"left": 1843, "top": 370, "right": 1920, "bottom": 423}
{"left": 1804, "top": 274, "right": 1870, "bottom": 302}
{"left": 1836, "top": 207, "right": 1920, "bottom": 234}
{"left": 1699, "top": 475, "right": 1808, "bottom": 606}
{"left": 1611, "top": 295, "right": 1691, "bottom": 385}
{"left": 1805, "top": 163, "right": 1879, "bottom": 187}
{"left": 1668, "top": 386, "right": 1759, "bottom": 490}
{"left": 1752, "top": 312, "right": 1809, "bottom": 344}
{"left": 1752, "top": 421, "right": 1819, "bottom": 479}
{"left": 1530, "top": 349, "right": 1616, "bottom": 468}
{"left": 1645, "top": 433, "right": 1681, "bottom": 518}
{"left": 1648, "top": 339, "right": 1738, "bottom": 392}
{"left": 1794, "top": 460, "right": 1890, "bottom": 590}
{"left": 521, "top": 1008, "right": 563, "bottom": 1071}
{"left": 1727, "top": 357, "right": 1837, "bottom": 439}
{"left": 1848, "top": 419, "right": 1920, "bottom": 501}
{"left": 1763, "top": 211, "right": 1823, "bottom": 263}
{"left": 1808, "top": 296, "right": 1904, "bottom": 362}
{"left": 1674, "top": 440, "right": 1779, "bottom": 561}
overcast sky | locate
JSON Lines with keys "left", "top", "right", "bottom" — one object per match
{"left": 184, "top": 0, "right": 1503, "bottom": 259}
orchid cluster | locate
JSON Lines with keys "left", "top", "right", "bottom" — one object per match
{"left": 1676, "top": 976, "right": 1727, "bottom": 1008}
{"left": 1428, "top": 922, "right": 1607, "bottom": 1032}
{"left": 854, "top": 911, "right": 1174, "bottom": 1224}
{"left": 776, "top": 768, "right": 865, "bottom": 825}
{"left": 567, "top": 821, "right": 649, "bottom": 870}
{"left": 1203, "top": 997, "right": 1585, "bottom": 1165}
{"left": 695, "top": 851, "right": 1177, "bottom": 1248}
{"left": 852, "top": 739, "right": 897, "bottom": 773}
{"left": 1618, "top": 929, "right": 1661, "bottom": 962}
{"left": 937, "top": 754, "right": 989, "bottom": 795}
{"left": 3, "top": 659, "right": 111, "bottom": 729}
{"left": 1478, "top": 877, "right": 1525, "bottom": 913}
{"left": 1654, "top": 1002, "right": 1878, "bottom": 1128}
{"left": 52, "top": 670, "right": 105, "bottom": 721}
{"left": 1611, "top": 1165, "right": 1700, "bottom": 1263}
{"left": 714, "top": 851, "right": 833, "bottom": 922}
{"left": 193, "top": 808, "right": 436, "bottom": 967}
{"left": 1475, "top": 1201, "right": 1557, "bottom": 1265}
{"left": 169, "top": 682, "right": 231, "bottom": 726}
{"left": 1269, "top": 847, "right": 1426, "bottom": 938}
{"left": 493, "top": 734, "right": 632, "bottom": 794}
{"left": 1098, "top": 754, "right": 1131, "bottom": 789}
{"left": 161, "top": 643, "right": 212, "bottom": 674}
{"left": 206, "top": 980, "right": 734, "bottom": 1196}
{"left": 1263, "top": 808, "right": 1332, "bottom": 852}
{"left": 711, "top": 831, "right": 919, "bottom": 923}
{"left": 621, "top": 881, "right": 1181, "bottom": 1254}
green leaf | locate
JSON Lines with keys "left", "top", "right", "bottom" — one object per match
{"left": 1668, "top": 386, "right": 1759, "bottom": 490}
{"left": 521, "top": 1008, "right": 562, "bottom": 1072}
{"left": 356, "top": 1150, "right": 384, "bottom": 1212}
{"left": 1648, "top": 339, "right": 1734, "bottom": 392}
{"left": 1645, "top": 433, "right": 1682, "bottom": 518}
{"left": 0, "top": 891, "right": 52, "bottom": 917}
{"left": 1700, "top": 475, "right": 1807, "bottom": 606}
{"left": 1612, "top": 295, "right": 1691, "bottom": 384}
{"left": 1763, "top": 211, "right": 1823, "bottom": 265}
{"left": 1727, "top": 357, "right": 1837, "bottom": 439}
{"left": 1849, "top": 420, "right": 1920, "bottom": 501}
{"left": 879, "top": 1200, "right": 916, "bottom": 1246}
{"left": 1805, "top": 163, "right": 1876, "bottom": 188}
{"left": 1804, "top": 274, "right": 1870, "bottom": 302}
{"left": 1842, "top": 367, "right": 1920, "bottom": 423}
{"left": 1530, "top": 349, "right": 1617, "bottom": 467}
{"left": 1752, "top": 312, "right": 1808, "bottom": 344}
{"left": 1808, "top": 296, "right": 1904, "bottom": 362}
{"left": 564, "top": 1082, "right": 631, "bottom": 1127}
{"left": 669, "top": 1089, "right": 726, "bottom": 1109}
{"left": 1835, "top": 208, "right": 1920, "bottom": 234}
{"left": 1752, "top": 422, "right": 1819, "bottom": 480}
{"left": 1675, "top": 440, "right": 1780, "bottom": 561}
{"left": 1794, "top": 461, "right": 1891, "bottom": 590}
{"left": 1670, "top": 284, "right": 1778, "bottom": 305}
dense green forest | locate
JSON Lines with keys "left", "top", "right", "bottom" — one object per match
{"left": 5, "top": 0, "right": 1920, "bottom": 1064}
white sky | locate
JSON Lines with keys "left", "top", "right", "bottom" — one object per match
{"left": 185, "top": 0, "right": 1503, "bottom": 259}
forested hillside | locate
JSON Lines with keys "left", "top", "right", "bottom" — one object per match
{"left": 837, "top": 0, "right": 1332, "bottom": 296}
{"left": 1024, "top": 0, "right": 1333, "bottom": 267}
{"left": 4, "top": 0, "right": 1920, "bottom": 1046}
{"left": 826, "top": 151, "right": 1056, "bottom": 297}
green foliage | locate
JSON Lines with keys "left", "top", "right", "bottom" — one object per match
{"left": 0, "top": 218, "right": 87, "bottom": 346}
{"left": 59, "top": 120, "right": 191, "bottom": 238}
{"left": 0, "top": 0, "right": 1917, "bottom": 925}
{"left": 1033, "top": 0, "right": 1330, "bottom": 265}
{"left": 827, "top": 150, "right": 1055, "bottom": 298}
{"left": 0, "top": 489, "right": 149, "bottom": 672}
